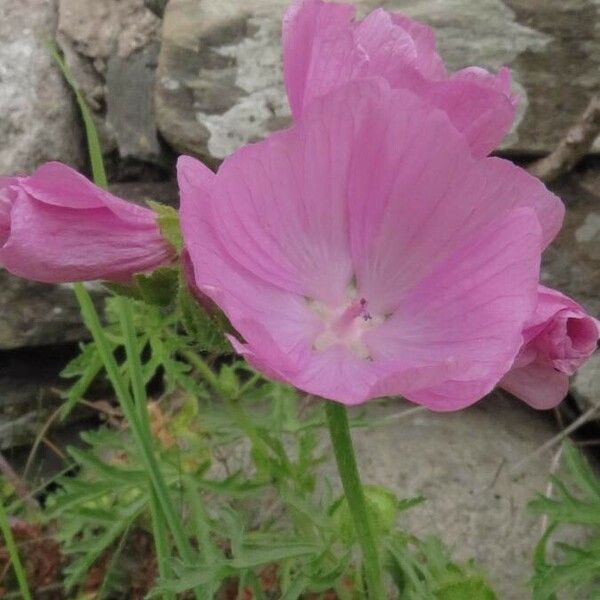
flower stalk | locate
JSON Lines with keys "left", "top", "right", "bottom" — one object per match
{"left": 325, "top": 401, "right": 386, "bottom": 599}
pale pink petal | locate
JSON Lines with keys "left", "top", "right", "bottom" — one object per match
{"left": 205, "top": 99, "right": 358, "bottom": 305}
{"left": 415, "top": 67, "right": 517, "bottom": 158}
{"left": 282, "top": 1, "right": 517, "bottom": 155}
{"left": 338, "top": 81, "right": 562, "bottom": 315}
{"left": 354, "top": 9, "right": 417, "bottom": 79}
{"left": 364, "top": 209, "right": 542, "bottom": 410}
{"left": 23, "top": 162, "right": 156, "bottom": 224}
{"left": 283, "top": 0, "right": 357, "bottom": 118}
{"left": 500, "top": 364, "right": 569, "bottom": 410}
{"left": 0, "top": 190, "right": 170, "bottom": 283}
{"left": 389, "top": 13, "right": 446, "bottom": 79}
{"left": 178, "top": 155, "right": 323, "bottom": 364}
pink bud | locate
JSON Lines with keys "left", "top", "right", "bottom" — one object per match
{"left": 0, "top": 162, "right": 174, "bottom": 283}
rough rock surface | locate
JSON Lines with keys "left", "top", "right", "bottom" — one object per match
{"left": 155, "top": 0, "right": 600, "bottom": 163}
{"left": 57, "top": 0, "right": 163, "bottom": 163}
{"left": 0, "top": 0, "right": 83, "bottom": 176}
{"left": 543, "top": 162, "right": 600, "bottom": 317}
{"left": 344, "top": 394, "right": 567, "bottom": 600}
{"left": 0, "top": 272, "right": 102, "bottom": 351}
{"left": 0, "top": 345, "right": 79, "bottom": 449}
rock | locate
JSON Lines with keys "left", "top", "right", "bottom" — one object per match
{"left": 108, "top": 180, "right": 179, "bottom": 207}
{"left": 542, "top": 162, "right": 600, "bottom": 317}
{"left": 155, "top": 0, "right": 600, "bottom": 163}
{"left": 344, "top": 394, "right": 569, "bottom": 599}
{"left": 106, "top": 43, "right": 165, "bottom": 164}
{"left": 572, "top": 353, "right": 600, "bottom": 411}
{"left": 57, "top": 0, "right": 164, "bottom": 164}
{"left": 0, "top": 271, "right": 105, "bottom": 351}
{"left": 0, "top": 0, "right": 83, "bottom": 176}
{"left": 0, "top": 345, "right": 77, "bottom": 450}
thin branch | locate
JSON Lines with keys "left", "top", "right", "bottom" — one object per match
{"left": 528, "top": 94, "right": 600, "bottom": 183}
{"left": 511, "top": 402, "right": 600, "bottom": 476}
{"left": 540, "top": 445, "right": 564, "bottom": 535}
{"left": 0, "top": 452, "right": 39, "bottom": 512}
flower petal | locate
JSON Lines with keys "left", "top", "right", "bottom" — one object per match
{"left": 500, "top": 364, "right": 570, "bottom": 410}
{"left": 204, "top": 98, "right": 360, "bottom": 305}
{"left": 22, "top": 162, "right": 154, "bottom": 224}
{"left": 364, "top": 208, "right": 542, "bottom": 410}
{"left": 178, "top": 155, "right": 323, "bottom": 364}
{"left": 0, "top": 190, "right": 169, "bottom": 283}
{"left": 337, "top": 82, "right": 562, "bottom": 314}
{"left": 283, "top": 0, "right": 358, "bottom": 118}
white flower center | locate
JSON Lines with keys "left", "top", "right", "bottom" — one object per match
{"left": 308, "top": 295, "right": 383, "bottom": 359}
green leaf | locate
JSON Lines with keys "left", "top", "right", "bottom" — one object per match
{"left": 135, "top": 267, "right": 179, "bottom": 307}
{"left": 435, "top": 577, "right": 497, "bottom": 600}
{"left": 50, "top": 43, "right": 107, "bottom": 188}
{"left": 178, "top": 285, "right": 231, "bottom": 353}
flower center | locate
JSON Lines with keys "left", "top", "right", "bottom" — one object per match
{"left": 308, "top": 296, "right": 383, "bottom": 359}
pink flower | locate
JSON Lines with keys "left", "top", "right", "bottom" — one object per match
{"left": 0, "top": 162, "right": 174, "bottom": 284}
{"left": 501, "top": 286, "right": 599, "bottom": 409}
{"left": 180, "top": 79, "right": 564, "bottom": 409}
{"left": 283, "top": 0, "right": 518, "bottom": 157}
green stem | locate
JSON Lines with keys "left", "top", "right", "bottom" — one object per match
{"left": 149, "top": 490, "right": 174, "bottom": 600}
{"left": 73, "top": 284, "right": 194, "bottom": 565}
{"left": 116, "top": 298, "right": 174, "bottom": 600}
{"left": 180, "top": 348, "right": 223, "bottom": 396}
{"left": 325, "top": 402, "right": 386, "bottom": 600}
{"left": 0, "top": 499, "right": 32, "bottom": 600}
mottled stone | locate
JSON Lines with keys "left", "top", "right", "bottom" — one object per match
{"left": 0, "top": 272, "right": 105, "bottom": 351}
{"left": 343, "top": 395, "right": 562, "bottom": 599}
{"left": 106, "top": 43, "right": 165, "bottom": 164}
{"left": 108, "top": 180, "right": 179, "bottom": 207}
{"left": 542, "top": 163, "right": 600, "bottom": 317}
{"left": 155, "top": 0, "right": 600, "bottom": 162}
{"left": 0, "top": 0, "right": 83, "bottom": 176}
{"left": 57, "top": 0, "right": 163, "bottom": 162}
{"left": 572, "top": 353, "right": 600, "bottom": 410}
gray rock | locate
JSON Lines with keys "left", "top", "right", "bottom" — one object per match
{"left": 57, "top": 0, "right": 163, "bottom": 163}
{"left": 346, "top": 394, "right": 569, "bottom": 599}
{"left": 542, "top": 164, "right": 600, "bottom": 317}
{"left": 572, "top": 353, "right": 600, "bottom": 411}
{"left": 106, "top": 43, "right": 165, "bottom": 165}
{"left": 0, "top": 271, "right": 104, "bottom": 351}
{"left": 155, "top": 0, "right": 600, "bottom": 163}
{"left": 0, "top": 0, "right": 83, "bottom": 176}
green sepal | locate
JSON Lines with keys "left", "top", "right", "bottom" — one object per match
{"left": 135, "top": 267, "right": 179, "bottom": 307}
{"left": 147, "top": 200, "right": 183, "bottom": 252}
{"left": 331, "top": 485, "right": 408, "bottom": 543}
{"left": 103, "top": 267, "right": 179, "bottom": 307}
